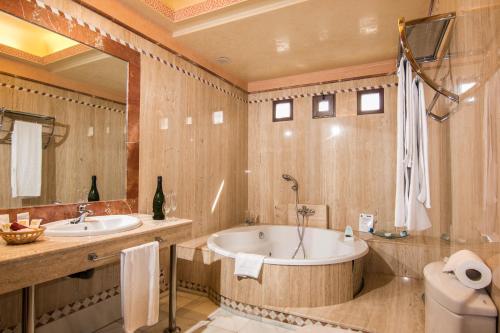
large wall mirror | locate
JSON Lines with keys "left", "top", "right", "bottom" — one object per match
{"left": 0, "top": 1, "right": 140, "bottom": 212}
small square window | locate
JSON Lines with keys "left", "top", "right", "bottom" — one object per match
{"left": 312, "top": 94, "right": 335, "bottom": 118}
{"left": 273, "top": 99, "right": 293, "bottom": 122}
{"left": 357, "top": 88, "right": 384, "bottom": 115}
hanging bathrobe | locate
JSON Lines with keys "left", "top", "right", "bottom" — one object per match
{"left": 395, "top": 57, "right": 431, "bottom": 231}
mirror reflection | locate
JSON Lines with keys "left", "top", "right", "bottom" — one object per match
{"left": 0, "top": 11, "right": 128, "bottom": 209}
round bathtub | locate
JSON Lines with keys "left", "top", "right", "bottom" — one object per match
{"left": 207, "top": 225, "right": 369, "bottom": 308}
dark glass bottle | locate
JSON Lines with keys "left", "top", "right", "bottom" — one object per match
{"left": 153, "top": 176, "right": 165, "bottom": 220}
{"left": 88, "top": 175, "right": 100, "bottom": 202}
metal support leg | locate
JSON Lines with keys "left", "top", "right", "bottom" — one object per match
{"left": 165, "top": 244, "right": 179, "bottom": 333}
{"left": 21, "top": 286, "right": 35, "bottom": 333}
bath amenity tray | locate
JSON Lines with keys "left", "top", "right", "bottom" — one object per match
{"left": 0, "top": 227, "right": 45, "bottom": 245}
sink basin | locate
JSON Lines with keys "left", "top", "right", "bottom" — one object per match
{"left": 44, "top": 215, "right": 142, "bottom": 237}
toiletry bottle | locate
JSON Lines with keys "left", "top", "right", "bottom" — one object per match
{"left": 153, "top": 176, "right": 165, "bottom": 220}
{"left": 88, "top": 175, "right": 100, "bottom": 202}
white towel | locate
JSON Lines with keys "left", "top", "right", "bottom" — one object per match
{"left": 234, "top": 252, "right": 265, "bottom": 279}
{"left": 11, "top": 120, "right": 42, "bottom": 198}
{"left": 395, "top": 57, "right": 431, "bottom": 231}
{"left": 121, "top": 242, "right": 159, "bottom": 333}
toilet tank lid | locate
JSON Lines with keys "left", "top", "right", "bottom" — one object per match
{"left": 424, "top": 261, "right": 497, "bottom": 317}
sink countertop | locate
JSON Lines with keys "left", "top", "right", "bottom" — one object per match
{"left": 0, "top": 214, "right": 192, "bottom": 265}
{"left": 0, "top": 214, "right": 193, "bottom": 295}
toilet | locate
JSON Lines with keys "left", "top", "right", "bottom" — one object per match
{"left": 424, "top": 261, "right": 497, "bottom": 333}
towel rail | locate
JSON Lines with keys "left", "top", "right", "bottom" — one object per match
{"left": 0, "top": 107, "right": 56, "bottom": 148}
{"left": 87, "top": 236, "right": 164, "bottom": 262}
{"left": 398, "top": 13, "right": 459, "bottom": 122}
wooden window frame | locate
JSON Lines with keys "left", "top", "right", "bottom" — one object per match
{"left": 312, "top": 94, "right": 336, "bottom": 119}
{"left": 272, "top": 99, "right": 293, "bottom": 122}
{"left": 357, "top": 88, "right": 384, "bottom": 115}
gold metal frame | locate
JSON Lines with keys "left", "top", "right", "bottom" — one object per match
{"left": 398, "top": 12, "right": 459, "bottom": 122}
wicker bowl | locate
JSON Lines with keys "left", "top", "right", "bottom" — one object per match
{"left": 0, "top": 227, "right": 45, "bottom": 245}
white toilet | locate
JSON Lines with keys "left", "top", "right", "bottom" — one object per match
{"left": 424, "top": 261, "right": 497, "bottom": 333}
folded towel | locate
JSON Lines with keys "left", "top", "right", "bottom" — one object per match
{"left": 121, "top": 242, "right": 159, "bottom": 333}
{"left": 234, "top": 252, "right": 265, "bottom": 279}
{"left": 11, "top": 120, "right": 42, "bottom": 198}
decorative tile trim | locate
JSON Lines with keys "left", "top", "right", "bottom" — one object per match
{"left": 210, "top": 291, "right": 370, "bottom": 333}
{"left": 248, "top": 82, "right": 398, "bottom": 104}
{"left": 0, "top": 269, "right": 169, "bottom": 333}
{"left": 174, "top": 0, "right": 247, "bottom": 22}
{"left": 32, "top": 0, "right": 247, "bottom": 104}
{"left": 178, "top": 279, "right": 209, "bottom": 295}
{"left": 35, "top": 286, "right": 120, "bottom": 328}
{"left": 0, "top": 326, "right": 17, "bottom": 333}
{"left": 0, "top": 81, "right": 125, "bottom": 114}
{"left": 178, "top": 280, "right": 370, "bottom": 333}
{"left": 142, "top": 0, "right": 247, "bottom": 22}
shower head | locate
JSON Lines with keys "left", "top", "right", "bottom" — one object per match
{"left": 282, "top": 174, "right": 298, "bottom": 191}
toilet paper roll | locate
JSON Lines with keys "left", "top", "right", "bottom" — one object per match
{"left": 442, "top": 249, "right": 492, "bottom": 289}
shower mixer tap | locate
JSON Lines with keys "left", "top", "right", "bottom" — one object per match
{"left": 297, "top": 205, "right": 315, "bottom": 217}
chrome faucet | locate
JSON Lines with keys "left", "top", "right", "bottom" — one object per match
{"left": 70, "top": 204, "right": 94, "bottom": 224}
{"left": 297, "top": 205, "right": 315, "bottom": 217}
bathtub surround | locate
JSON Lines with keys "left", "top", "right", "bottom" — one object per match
{"left": 206, "top": 226, "right": 367, "bottom": 308}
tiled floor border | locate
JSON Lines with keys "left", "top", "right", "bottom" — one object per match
{"left": 0, "top": 277, "right": 371, "bottom": 333}
{"left": 178, "top": 280, "right": 371, "bottom": 333}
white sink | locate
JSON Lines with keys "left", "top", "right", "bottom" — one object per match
{"left": 44, "top": 215, "right": 142, "bottom": 237}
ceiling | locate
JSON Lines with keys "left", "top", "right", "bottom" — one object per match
{"left": 122, "top": 0, "right": 429, "bottom": 83}
{"left": 0, "top": 11, "right": 128, "bottom": 103}
{"left": 0, "top": 11, "right": 79, "bottom": 57}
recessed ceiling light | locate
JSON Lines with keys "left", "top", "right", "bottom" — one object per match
{"left": 215, "top": 56, "right": 231, "bottom": 65}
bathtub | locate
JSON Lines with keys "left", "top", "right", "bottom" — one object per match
{"left": 207, "top": 225, "right": 369, "bottom": 308}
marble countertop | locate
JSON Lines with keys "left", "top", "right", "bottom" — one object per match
{"left": 0, "top": 214, "right": 192, "bottom": 265}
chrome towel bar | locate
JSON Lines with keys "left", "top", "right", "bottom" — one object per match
{"left": 87, "top": 236, "right": 164, "bottom": 262}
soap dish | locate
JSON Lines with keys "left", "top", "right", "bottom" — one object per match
{"left": 1, "top": 227, "right": 45, "bottom": 245}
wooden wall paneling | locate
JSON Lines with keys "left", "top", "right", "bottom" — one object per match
{"left": 248, "top": 75, "right": 452, "bottom": 240}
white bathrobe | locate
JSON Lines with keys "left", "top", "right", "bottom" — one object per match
{"left": 395, "top": 57, "right": 431, "bottom": 231}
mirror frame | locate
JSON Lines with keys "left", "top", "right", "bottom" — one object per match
{"left": 0, "top": 0, "right": 140, "bottom": 215}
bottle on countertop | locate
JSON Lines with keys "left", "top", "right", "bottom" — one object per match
{"left": 153, "top": 176, "right": 165, "bottom": 220}
{"left": 88, "top": 175, "right": 100, "bottom": 202}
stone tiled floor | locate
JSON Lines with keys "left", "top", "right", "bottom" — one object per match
{"left": 94, "top": 291, "right": 352, "bottom": 333}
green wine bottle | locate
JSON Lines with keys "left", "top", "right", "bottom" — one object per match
{"left": 153, "top": 176, "right": 165, "bottom": 220}
{"left": 88, "top": 175, "right": 100, "bottom": 202}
